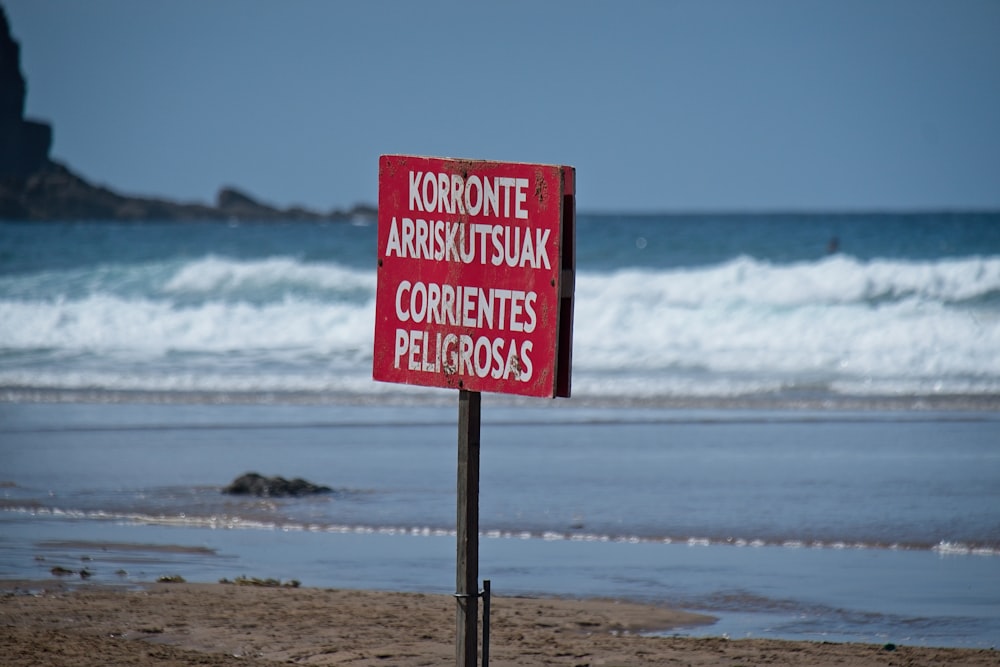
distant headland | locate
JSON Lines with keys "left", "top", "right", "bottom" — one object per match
{"left": 0, "top": 7, "right": 374, "bottom": 223}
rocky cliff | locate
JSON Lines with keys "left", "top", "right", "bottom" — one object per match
{"left": 0, "top": 6, "right": 372, "bottom": 222}
{"left": 0, "top": 5, "right": 50, "bottom": 182}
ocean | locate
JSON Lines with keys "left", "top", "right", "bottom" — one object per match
{"left": 2, "top": 214, "right": 999, "bottom": 405}
{"left": 1, "top": 213, "right": 999, "bottom": 648}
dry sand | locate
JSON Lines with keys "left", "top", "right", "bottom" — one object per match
{"left": 1, "top": 581, "right": 995, "bottom": 666}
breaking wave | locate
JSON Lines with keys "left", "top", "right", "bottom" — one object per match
{"left": 2, "top": 253, "right": 999, "bottom": 401}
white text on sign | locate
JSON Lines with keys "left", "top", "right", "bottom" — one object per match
{"left": 408, "top": 170, "right": 529, "bottom": 219}
{"left": 384, "top": 218, "right": 551, "bottom": 269}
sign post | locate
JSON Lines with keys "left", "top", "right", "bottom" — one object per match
{"left": 456, "top": 389, "right": 480, "bottom": 667}
{"left": 374, "top": 155, "right": 575, "bottom": 667}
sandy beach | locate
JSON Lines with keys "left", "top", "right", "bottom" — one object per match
{"left": 1, "top": 581, "right": 995, "bottom": 666}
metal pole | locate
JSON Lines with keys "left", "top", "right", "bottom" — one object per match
{"left": 456, "top": 389, "right": 480, "bottom": 667}
{"left": 482, "top": 579, "right": 491, "bottom": 667}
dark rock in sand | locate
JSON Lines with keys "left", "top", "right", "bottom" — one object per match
{"left": 223, "top": 472, "right": 333, "bottom": 498}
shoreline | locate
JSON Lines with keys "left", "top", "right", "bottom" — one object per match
{"left": 3, "top": 402, "right": 998, "bottom": 651}
{"left": 4, "top": 521, "right": 999, "bottom": 650}
{"left": 1, "top": 581, "right": 995, "bottom": 666}
{"left": 5, "top": 508, "right": 997, "bottom": 556}
{"left": 4, "top": 390, "right": 1000, "bottom": 414}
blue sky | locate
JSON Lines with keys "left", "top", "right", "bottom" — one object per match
{"left": 6, "top": 0, "right": 1000, "bottom": 213}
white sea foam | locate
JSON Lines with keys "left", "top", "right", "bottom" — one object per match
{"left": 933, "top": 541, "right": 1000, "bottom": 557}
{"left": 578, "top": 254, "right": 1000, "bottom": 307}
{"left": 0, "top": 293, "right": 374, "bottom": 353}
{"left": 573, "top": 256, "right": 1000, "bottom": 394}
{"left": 3, "top": 505, "right": 996, "bottom": 556}
{"left": 163, "top": 255, "right": 376, "bottom": 297}
{"left": 2, "top": 254, "right": 999, "bottom": 400}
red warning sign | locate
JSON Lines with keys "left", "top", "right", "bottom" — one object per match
{"left": 373, "top": 155, "right": 575, "bottom": 398}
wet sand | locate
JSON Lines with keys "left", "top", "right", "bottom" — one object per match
{"left": 1, "top": 581, "right": 995, "bottom": 666}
